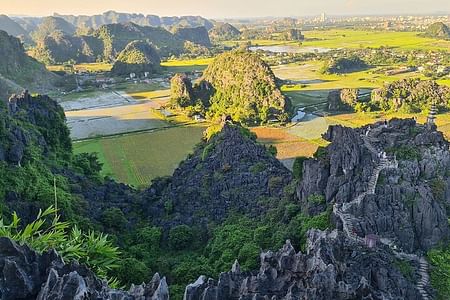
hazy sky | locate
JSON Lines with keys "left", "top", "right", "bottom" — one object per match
{"left": 1, "top": 0, "right": 449, "bottom": 18}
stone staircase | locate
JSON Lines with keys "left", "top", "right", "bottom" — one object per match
{"left": 333, "top": 132, "right": 431, "bottom": 300}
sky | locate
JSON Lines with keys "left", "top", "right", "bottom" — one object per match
{"left": 0, "top": 0, "right": 449, "bottom": 18}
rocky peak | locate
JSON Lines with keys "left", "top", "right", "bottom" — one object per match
{"left": 145, "top": 123, "right": 292, "bottom": 228}
{"left": 299, "top": 118, "right": 450, "bottom": 253}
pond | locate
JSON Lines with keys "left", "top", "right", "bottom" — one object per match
{"left": 249, "top": 45, "right": 331, "bottom": 54}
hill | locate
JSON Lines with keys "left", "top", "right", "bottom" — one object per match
{"left": 173, "top": 26, "right": 212, "bottom": 47}
{"left": 31, "top": 16, "right": 76, "bottom": 42}
{"left": 0, "top": 15, "right": 27, "bottom": 38}
{"left": 371, "top": 78, "right": 450, "bottom": 112}
{"left": 111, "top": 41, "right": 161, "bottom": 76}
{"left": 209, "top": 22, "right": 241, "bottom": 41}
{"left": 31, "top": 33, "right": 103, "bottom": 64}
{"left": 0, "top": 30, "right": 57, "bottom": 100}
{"left": 31, "top": 22, "right": 188, "bottom": 64}
{"left": 144, "top": 123, "right": 292, "bottom": 227}
{"left": 171, "top": 51, "right": 291, "bottom": 124}
{"left": 93, "top": 22, "right": 185, "bottom": 61}
{"left": 320, "top": 55, "right": 368, "bottom": 74}
{"left": 54, "top": 11, "right": 214, "bottom": 30}
{"left": 423, "top": 22, "right": 450, "bottom": 40}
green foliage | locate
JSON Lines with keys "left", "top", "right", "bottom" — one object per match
{"left": 428, "top": 245, "right": 450, "bottom": 300}
{"left": 293, "top": 157, "right": 307, "bottom": 179}
{"left": 169, "top": 225, "right": 194, "bottom": 250}
{"left": 267, "top": 145, "right": 277, "bottom": 157}
{"left": 202, "top": 143, "right": 215, "bottom": 161}
{"left": 206, "top": 217, "right": 259, "bottom": 272}
{"left": 390, "top": 145, "right": 421, "bottom": 161}
{"left": 307, "top": 193, "right": 326, "bottom": 205}
{"left": 117, "top": 257, "right": 150, "bottom": 287}
{"left": 430, "top": 178, "right": 446, "bottom": 202}
{"left": 101, "top": 208, "right": 127, "bottom": 231}
{"left": 250, "top": 162, "right": 266, "bottom": 174}
{"left": 0, "top": 207, "right": 120, "bottom": 281}
{"left": 72, "top": 152, "right": 103, "bottom": 178}
{"left": 394, "top": 259, "right": 414, "bottom": 281}
{"left": 313, "top": 146, "right": 328, "bottom": 160}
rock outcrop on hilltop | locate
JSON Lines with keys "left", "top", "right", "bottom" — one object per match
{"left": 184, "top": 230, "right": 424, "bottom": 300}
{"left": 298, "top": 119, "right": 449, "bottom": 253}
{"left": 0, "top": 237, "right": 169, "bottom": 300}
{"left": 144, "top": 123, "right": 292, "bottom": 228}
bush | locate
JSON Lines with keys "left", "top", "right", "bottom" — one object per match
{"left": 430, "top": 178, "right": 446, "bottom": 202}
{"left": 307, "top": 193, "right": 326, "bottom": 205}
{"left": 168, "top": 225, "right": 193, "bottom": 250}
{"left": 116, "top": 258, "right": 150, "bottom": 286}
{"left": 238, "top": 243, "right": 260, "bottom": 271}
{"left": 101, "top": 208, "right": 127, "bottom": 230}
{"left": 250, "top": 162, "right": 266, "bottom": 174}
{"left": 293, "top": 157, "right": 307, "bottom": 179}
{"left": 428, "top": 245, "right": 450, "bottom": 300}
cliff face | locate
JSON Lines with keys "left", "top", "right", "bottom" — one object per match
{"left": 298, "top": 119, "right": 450, "bottom": 253}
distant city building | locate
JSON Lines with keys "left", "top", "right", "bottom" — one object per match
{"left": 320, "top": 13, "right": 327, "bottom": 23}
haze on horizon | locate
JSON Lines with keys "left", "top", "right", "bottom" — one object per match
{"left": 1, "top": 0, "right": 449, "bottom": 18}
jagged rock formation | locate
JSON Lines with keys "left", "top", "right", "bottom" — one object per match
{"left": 298, "top": 119, "right": 449, "bottom": 253}
{"left": 423, "top": 22, "right": 450, "bottom": 40}
{"left": 0, "top": 237, "right": 169, "bottom": 300}
{"left": 173, "top": 26, "right": 212, "bottom": 47}
{"left": 0, "top": 30, "right": 57, "bottom": 100}
{"left": 144, "top": 123, "right": 292, "bottom": 228}
{"left": 209, "top": 23, "right": 241, "bottom": 41}
{"left": 184, "top": 231, "right": 426, "bottom": 299}
{"left": 111, "top": 40, "right": 161, "bottom": 76}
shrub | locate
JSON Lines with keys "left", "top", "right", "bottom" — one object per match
{"left": 250, "top": 162, "right": 266, "bottom": 174}
{"left": 101, "top": 207, "right": 127, "bottom": 230}
{"left": 238, "top": 242, "right": 260, "bottom": 271}
{"left": 168, "top": 225, "right": 193, "bottom": 250}
{"left": 307, "top": 193, "right": 326, "bottom": 205}
{"left": 116, "top": 258, "right": 150, "bottom": 286}
{"left": 293, "top": 157, "right": 307, "bottom": 179}
{"left": 430, "top": 178, "right": 446, "bottom": 202}
{"left": 394, "top": 259, "right": 414, "bottom": 281}
{"left": 428, "top": 245, "right": 450, "bottom": 300}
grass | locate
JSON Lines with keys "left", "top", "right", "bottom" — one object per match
{"left": 73, "top": 126, "right": 206, "bottom": 188}
{"left": 301, "top": 29, "right": 450, "bottom": 51}
{"left": 161, "top": 58, "right": 213, "bottom": 73}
